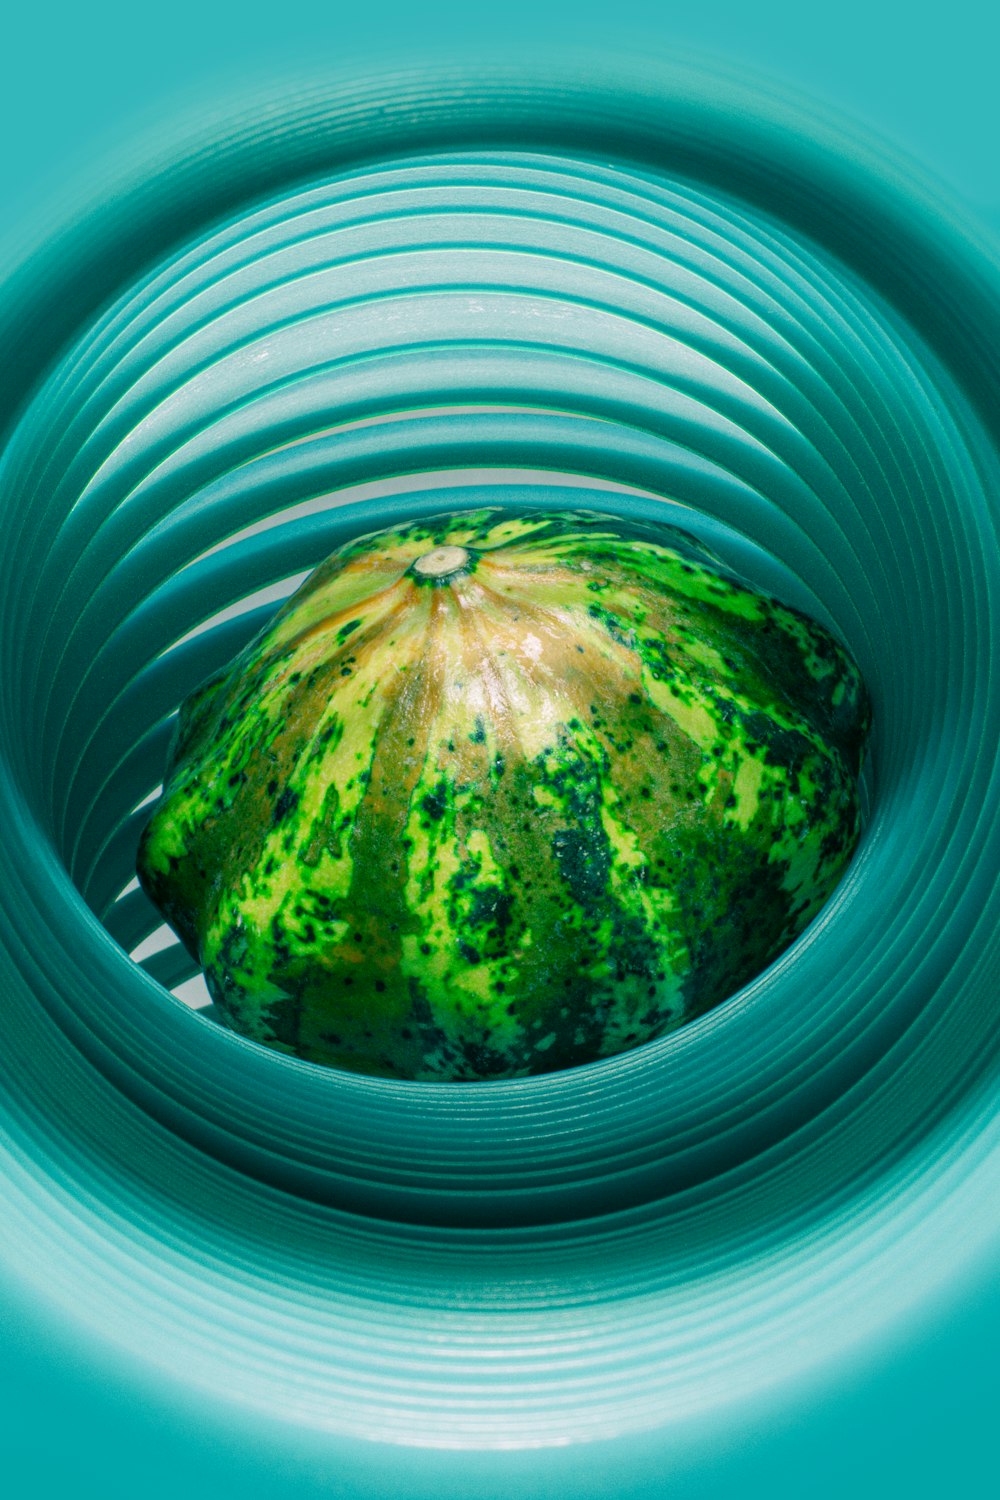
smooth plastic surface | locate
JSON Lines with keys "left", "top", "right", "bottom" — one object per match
{"left": 1, "top": 50, "right": 999, "bottom": 1499}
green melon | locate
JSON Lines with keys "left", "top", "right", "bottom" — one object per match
{"left": 137, "top": 508, "right": 871, "bottom": 1081}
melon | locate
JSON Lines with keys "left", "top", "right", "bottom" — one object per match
{"left": 136, "top": 508, "right": 871, "bottom": 1081}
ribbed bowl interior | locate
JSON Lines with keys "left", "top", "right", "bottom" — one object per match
{"left": 1, "top": 62, "right": 999, "bottom": 1450}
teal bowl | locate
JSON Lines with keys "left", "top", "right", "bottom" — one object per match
{"left": 1, "top": 55, "right": 998, "bottom": 1493}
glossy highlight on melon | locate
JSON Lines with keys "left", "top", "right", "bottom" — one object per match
{"left": 137, "top": 509, "right": 871, "bottom": 1081}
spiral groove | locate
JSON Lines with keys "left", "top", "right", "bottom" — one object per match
{"left": 1, "top": 63, "right": 999, "bottom": 1454}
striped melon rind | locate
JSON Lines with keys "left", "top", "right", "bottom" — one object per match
{"left": 137, "top": 508, "right": 871, "bottom": 1081}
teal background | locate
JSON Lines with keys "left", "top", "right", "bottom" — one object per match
{"left": 2, "top": 2, "right": 999, "bottom": 231}
{"left": 1, "top": 4, "right": 998, "bottom": 1497}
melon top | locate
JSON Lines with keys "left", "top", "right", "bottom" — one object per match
{"left": 137, "top": 507, "right": 871, "bottom": 1081}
